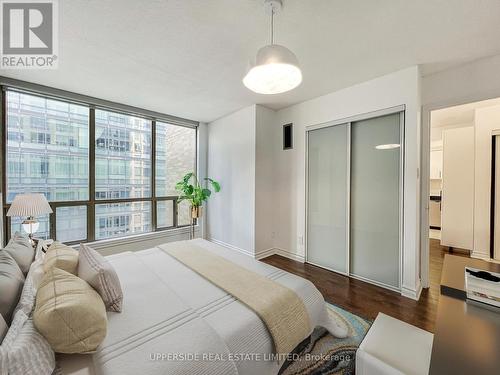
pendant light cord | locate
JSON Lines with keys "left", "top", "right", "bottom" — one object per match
{"left": 270, "top": 8, "right": 275, "bottom": 45}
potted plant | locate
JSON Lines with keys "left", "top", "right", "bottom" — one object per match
{"left": 175, "top": 172, "right": 220, "bottom": 238}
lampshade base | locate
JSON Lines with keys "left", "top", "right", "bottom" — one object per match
{"left": 22, "top": 217, "right": 40, "bottom": 241}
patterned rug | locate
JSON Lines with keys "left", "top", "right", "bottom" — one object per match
{"left": 279, "top": 303, "right": 371, "bottom": 375}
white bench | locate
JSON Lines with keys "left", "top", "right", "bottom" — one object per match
{"left": 356, "top": 313, "right": 434, "bottom": 375}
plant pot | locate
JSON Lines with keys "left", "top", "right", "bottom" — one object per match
{"left": 191, "top": 206, "right": 203, "bottom": 219}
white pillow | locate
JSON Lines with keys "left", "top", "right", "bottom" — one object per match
{"left": 13, "top": 259, "right": 38, "bottom": 317}
{"left": 78, "top": 243, "right": 123, "bottom": 312}
{"left": 0, "top": 310, "right": 55, "bottom": 375}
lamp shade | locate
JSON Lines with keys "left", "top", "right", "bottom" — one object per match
{"left": 243, "top": 44, "right": 302, "bottom": 95}
{"left": 7, "top": 193, "right": 53, "bottom": 217}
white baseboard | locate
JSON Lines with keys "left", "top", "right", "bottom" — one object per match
{"left": 255, "top": 247, "right": 305, "bottom": 263}
{"left": 471, "top": 251, "right": 491, "bottom": 261}
{"left": 207, "top": 239, "right": 306, "bottom": 263}
{"left": 273, "top": 248, "right": 305, "bottom": 263}
{"left": 207, "top": 238, "right": 255, "bottom": 258}
{"left": 401, "top": 279, "right": 422, "bottom": 301}
{"left": 255, "top": 248, "right": 276, "bottom": 260}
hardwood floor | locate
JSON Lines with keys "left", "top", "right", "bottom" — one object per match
{"left": 262, "top": 238, "right": 468, "bottom": 333}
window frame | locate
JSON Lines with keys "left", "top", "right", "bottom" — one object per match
{"left": 1, "top": 85, "right": 198, "bottom": 245}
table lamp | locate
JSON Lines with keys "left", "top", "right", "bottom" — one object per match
{"left": 7, "top": 193, "right": 53, "bottom": 242}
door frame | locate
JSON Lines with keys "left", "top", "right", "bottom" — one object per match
{"left": 420, "top": 91, "right": 500, "bottom": 289}
{"left": 305, "top": 105, "right": 405, "bottom": 292}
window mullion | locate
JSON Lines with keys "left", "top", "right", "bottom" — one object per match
{"left": 151, "top": 120, "right": 157, "bottom": 231}
{"left": 1, "top": 89, "right": 7, "bottom": 245}
{"left": 88, "top": 107, "right": 96, "bottom": 241}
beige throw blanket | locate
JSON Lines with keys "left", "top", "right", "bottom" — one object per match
{"left": 163, "top": 242, "right": 312, "bottom": 354}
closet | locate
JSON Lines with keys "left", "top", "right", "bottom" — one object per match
{"left": 307, "top": 109, "right": 403, "bottom": 291}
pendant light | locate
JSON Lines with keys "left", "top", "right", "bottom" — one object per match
{"left": 243, "top": 0, "right": 302, "bottom": 95}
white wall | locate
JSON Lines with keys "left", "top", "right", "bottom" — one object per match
{"left": 274, "top": 66, "right": 422, "bottom": 298}
{"left": 207, "top": 106, "right": 256, "bottom": 255}
{"left": 255, "top": 105, "right": 278, "bottom": 256}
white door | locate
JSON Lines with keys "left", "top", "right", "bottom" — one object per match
{"left": 350, "top": 113, "right": 402, "bottom": 289}
{"left": 307, "top": 123, "right": 349, "bottom": 273}
{"left": 441, "top": 127, "right": 474, "bottom": 249}
{"left": 494, "top": 135, "right": 500, "bottom": 260}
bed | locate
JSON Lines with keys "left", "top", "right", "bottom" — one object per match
{"left": 57, "top": 239, "right": 346, "bottom": 375}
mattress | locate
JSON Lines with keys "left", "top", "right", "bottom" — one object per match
{"left": 57, "top": 239, "right": 343, "bottom": 375}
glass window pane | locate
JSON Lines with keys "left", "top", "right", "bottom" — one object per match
{"left": 95, "top": 110, "right": 152, "bottom": 199}
{"left": 56, "top": 206, "right": 87, "bottom": 242}
{"left": 157, "top": 200, "right": 174, "bottom": 228}
{"left": 6, "top": 91, "right": 89, "bottom": 203}
{"left": 10, "top": 214, "right": 50, "bottom": 240}
{"left": 177, "top": 200, "right": 192, "bottom": 226}
{"left": 95, "top": 201, "right": 151, "bottom": 240}
{"left": 156, "top": 122, "right": 196, "bottom": 197}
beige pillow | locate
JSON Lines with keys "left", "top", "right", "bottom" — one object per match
{"left": 33, "top": 268, "right": 107, "bottom": 354}
{"left": 43, "top": 242, "right": 79, "bottom": 275}
{"left": 78, "top": 244, "right": 123, "bottom": 312}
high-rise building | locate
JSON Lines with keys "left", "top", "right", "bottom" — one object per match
{"left": 5, "top": 91, "right": 196, "bottom": 242}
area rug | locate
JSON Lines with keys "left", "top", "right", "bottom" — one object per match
{"left": 280, "top": 303, "right": 371, "bottom": 375}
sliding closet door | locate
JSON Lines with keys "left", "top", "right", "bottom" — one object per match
{"left": 350, "top": 113, "right": 401, "bottom": 288}
{"left": 307, "top": 124, "right": 348, "bottom": 273}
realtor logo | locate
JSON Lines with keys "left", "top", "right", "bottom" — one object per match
{"left": 1, "top": 0, "right": 58, "bottom": 69}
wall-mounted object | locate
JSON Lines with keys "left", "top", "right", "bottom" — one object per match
{"left": 283, "top": 123, "right": 293, "bottom": 150}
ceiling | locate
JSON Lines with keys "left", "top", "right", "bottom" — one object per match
{"left": 2, "top": 0, "right": 500, "bottom": 123}
{"left": 432, "top": 97, "right": 500, "bottom": 128}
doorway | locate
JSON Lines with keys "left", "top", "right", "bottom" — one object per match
{"left": 421, "top": 97, "right": 500, "bottom": 287}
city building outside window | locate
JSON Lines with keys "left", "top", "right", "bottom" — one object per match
{"left": 3, "top": 90, "right": 197, "bottom": 244}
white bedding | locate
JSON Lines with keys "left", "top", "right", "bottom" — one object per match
{"left": 57, "top": 239, "right": 345, "bottom": 375}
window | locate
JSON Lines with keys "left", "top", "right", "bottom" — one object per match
{"left": 95, "top": 110, "right": 152, "bottom": 199}
{"left": 156, "top": 122, "right": 196, "bottom": 197}
{"left": 95, "top": 201, "right": 151, "bottom": 240}
{"left": 3, "top": 89, "right": 197, "bottom": 244}
{"left": 6, "top": 91, "right": 89, "bottom": 203}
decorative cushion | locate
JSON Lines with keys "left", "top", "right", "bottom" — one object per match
{"left": 0, "top": 250, "right": 25, "bottom": 324}
{"left": 31, "top": 257, "right": 45, "bottom": 292}
{"left": 34, "top": 268, "right": 107, "bottom": 354}
{"left": 13, "top": 260, "right": 37, "bottom": 317}
{"left": 0, "top": 310, "right": 55, "bottom": 375}
{"left": 0, "top": 314, "right": 7, "bottom": 344}
{"left": 43, "top": 242, "right": 79, "bottom": 275}
{"left": 4, "top": 232, "right": 34, "bottom": 275}
{"left": 78, "top": 243, "right": 123, "bottom": 312}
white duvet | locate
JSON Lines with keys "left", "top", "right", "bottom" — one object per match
{"left": 57, "top": 239, "right": 346, "bottom": 375}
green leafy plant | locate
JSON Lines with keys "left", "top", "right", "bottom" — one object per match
{"left": 175, "top": 172, "right": 221, "bottom": 208}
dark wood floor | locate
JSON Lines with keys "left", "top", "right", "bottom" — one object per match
{"left": 262, "top": 239, "right": 467, "bottom": 333}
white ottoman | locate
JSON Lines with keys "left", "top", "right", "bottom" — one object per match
{"left": 356, "top": 313, "right": 434, "bottom": 375}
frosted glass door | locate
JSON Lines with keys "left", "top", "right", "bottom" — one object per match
{"left": 307, "top": 123, "right": 348, "bottom": 273}
{"left": 350, "top": 113, "right": 401, "bottom": 288}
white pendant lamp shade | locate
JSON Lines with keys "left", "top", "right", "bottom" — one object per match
{"left": 243, "top": 0, "right": 302, "bottom": 95}
{"left": 243, "top": 44, "right": 302, "bottom": 95}
{"left": 7, "top": 193, "right": 53, "bottom": 218}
